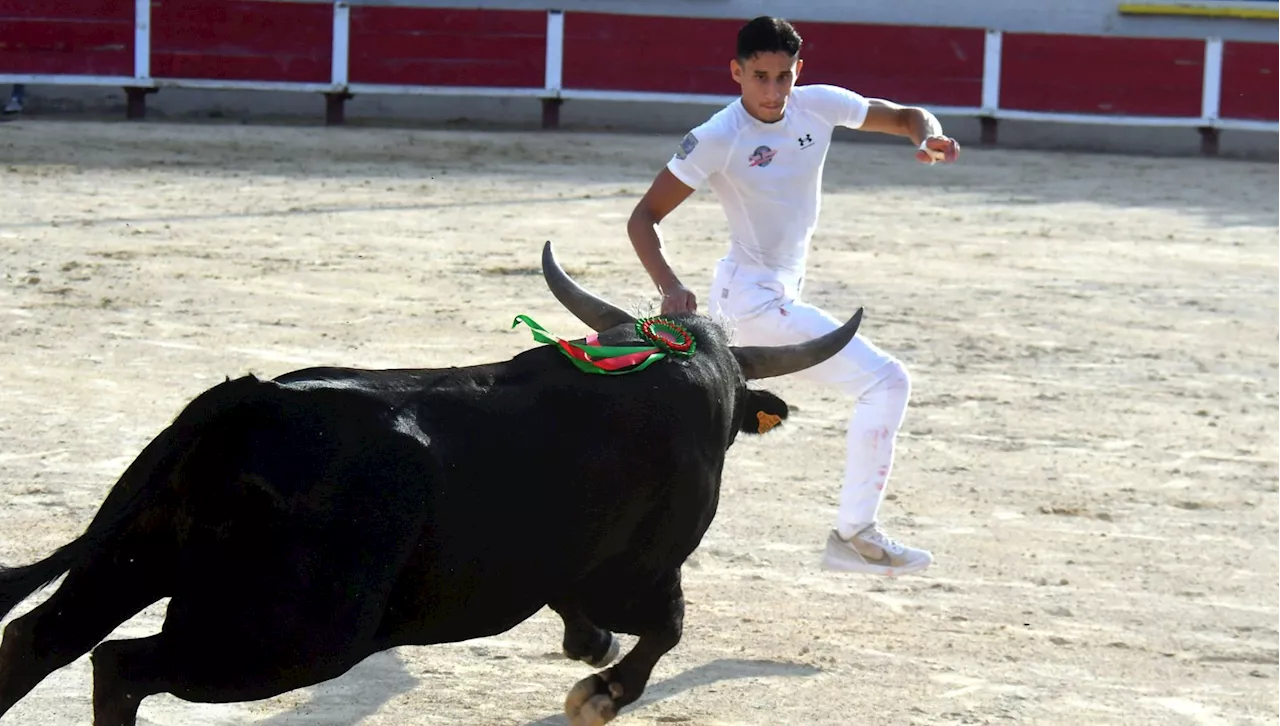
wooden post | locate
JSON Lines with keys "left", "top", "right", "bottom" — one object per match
{"left": 541, "top": 98, "right": 563, "bottom": 130}
{"left": 325, "top": 92, "right": 352, "bottom": 126}
{"left": 1198, "top": 126, "right": 1220, "bottom": 156}
{"left": 980, "top": 117, "right": 998, "bottom": 146}
{"left": 124, "top": 87, "right": 153, "bottom": 120}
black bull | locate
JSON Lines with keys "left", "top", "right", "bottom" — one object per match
{"left": 0, "top": 242, "right": 862, "bottom": 726}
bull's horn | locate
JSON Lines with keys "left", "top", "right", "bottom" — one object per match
{"left": 541, "top": 241, "right": 636, "bottom": 332}
{"left": 732, "top": 308, "right": 863, "bottom": 380}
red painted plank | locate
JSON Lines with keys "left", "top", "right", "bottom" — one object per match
{"left": 0, "top": 18, "right": 132, "bottom": 75}
{"left": 0, "top": 19, "right": 131, "bottom": 50}
{"left": 563, "top": 13, "right": 982, "bottom": 106}
{"left": 0, "top": 0, "right": 131, "bottom": 20}
{"left": 563, "top": 13, "right": 740, "bottom": 95}
{"left": 790, "top": 23, "right": 984, "bottom": 107}
{"left": 353, "top": 7, "right": 541, "bottom": 35}
{"left": 150, "top": 0, "right": 332, "bottom": 83}
{"left": 349, "top": 7, "right": 544, "bottom": 88}
{"left": 355, "top": 31, "right": 540, "bottom": 64}
{"left": 156, "top": 54, "right": 330, "bottom": 84}
{"left": 1220, "top": 41, "right": 1277, "bottom": 121}
{"left": 1001, "top": 33, "right": 1203, "bottom": 117}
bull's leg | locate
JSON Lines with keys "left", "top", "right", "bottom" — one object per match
{"left": 91, "top": 635, "right": 169, "bottom": 726}
{"left": 91, "top": 618, "right": 373, "bottom": 725}
{"left": 551, "top": 601, "right": 620, "bottom": 668}
{"left": 0, "top": 551, "right": 168, "bottom": 719}
{"left": 564, "top": 569, "right": 684, "bottom": 726}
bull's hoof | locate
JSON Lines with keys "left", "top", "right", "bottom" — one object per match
{"left": 565, "top": 672, "right": 624, "bottom": 726}
{"left": 563, "top": 633, "right": 620, "bottom": 668}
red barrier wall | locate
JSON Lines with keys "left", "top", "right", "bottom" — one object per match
{"left": 0, "top": 0, "right": 133, "bottom": 76}
{"left": 1220, "top": 41, "right": 1278, "bottom": 121}
{"left": 796, "top": 24, "right": 984, "bottom": 107}
{"left": 562, "top": 13, "right": 740, "bottom": 95}
{"left": 562, "top": 14, "right": 983, "bottom": 105}
{"left": 150, "top": 0, "right": 331, "bottom": 83}
{"left": 1001, "top": 33, "right": 1204, "bottom": 117}
{"left": 349, "top": 7, "right": 545, "bottom": 87}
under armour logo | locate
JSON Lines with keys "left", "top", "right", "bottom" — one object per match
{"left": 798, "top": 133, "right": 814, "bottom": 148}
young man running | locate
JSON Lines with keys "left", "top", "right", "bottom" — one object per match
{"left": 626, "top": 16, "right": 960, "bottom": 577}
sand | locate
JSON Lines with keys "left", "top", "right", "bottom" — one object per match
{"left": 0, "top": 118, "right": 1276, "bottom": 725}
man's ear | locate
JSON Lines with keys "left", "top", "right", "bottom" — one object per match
{"left": 740, "top": 389, "right": 789, "bottom": 435}
{"left": 730, "top": 58, "right": 743, "bottom": 84}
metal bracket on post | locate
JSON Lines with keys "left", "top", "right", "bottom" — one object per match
{"left": 1198, "top": 127, "right": 1220, "bottom": 156}
{"left": 325, "top": 92, "right": 353, "bottom": 126}
{"left": 542, "top": 9, "right": 565, "bottom": 129}
{"left": 541, "top": 98, "right": 564, "bottom": 129}
{"left": 124, "top": 87, "right": 157, "bottom": 120}
{"left": 979, "top": 117, "right": 999, "bottom": 146}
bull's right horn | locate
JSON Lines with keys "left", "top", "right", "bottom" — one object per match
{"left": 541, "top": 241, "right": 636, "bottom": 333}
{"left": 731, "top": 308, "right": 863, "bottom": 380}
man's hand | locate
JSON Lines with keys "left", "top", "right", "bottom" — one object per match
{"left": 660, "top": 283, "right": 698, "bottom": 315}
{"left": 916, "top": 135, "right": 960, "bottom": 165}
{"left": 860, "top": 102, "right": 960, "bottom": 165}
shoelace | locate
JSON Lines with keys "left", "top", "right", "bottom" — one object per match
{"left": 860, "top": 527, "right": 906, "bottom": 555}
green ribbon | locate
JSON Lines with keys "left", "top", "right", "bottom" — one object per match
{"left": 513, "top": 315, "right": 668, "bottom": 375}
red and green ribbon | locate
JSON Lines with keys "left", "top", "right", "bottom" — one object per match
{"left": 513, "top": 315, "right": 668, "bottom": 375}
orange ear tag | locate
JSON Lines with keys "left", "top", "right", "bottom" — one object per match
{"left": 756, "top": 411, "right": 782, "bottom": 434}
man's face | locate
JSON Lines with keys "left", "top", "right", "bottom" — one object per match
{"left": 731, "top": 51, "right": 803, "bottom": 123}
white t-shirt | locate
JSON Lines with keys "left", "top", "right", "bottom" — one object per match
{"left": 666, "top": 84, "right": 870, "bottom": 275}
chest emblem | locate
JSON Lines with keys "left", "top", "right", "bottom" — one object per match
{"left": 748, "top": 145, "right": 777, "bottom": 167}
{"left": 798, "top": 133, "right": 815, "bottom": 149}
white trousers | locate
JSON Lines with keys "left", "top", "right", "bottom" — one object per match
{"left": 708, "top": 259, "right": 911, "bottom": 537}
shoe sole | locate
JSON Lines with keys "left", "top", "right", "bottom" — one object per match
{"left": 820, "top": 554, "right": 933, "bottom": 577}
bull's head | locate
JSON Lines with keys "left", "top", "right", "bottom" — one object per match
{"left": 539, "top": 241, "right": 862, "bottom": 381}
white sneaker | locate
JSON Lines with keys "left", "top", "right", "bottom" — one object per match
{"left": 820, "top": 524, "right": 933, "bottom": 577}
{"left": 3, "top": 98, "right": 21, "bottom": 114}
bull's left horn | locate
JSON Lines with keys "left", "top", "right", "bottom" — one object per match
{"left": 541, "top": 241, "right": 635, "bottom": 332}
{"left": 732, "top": 308, "right": 863, "bottom": 380}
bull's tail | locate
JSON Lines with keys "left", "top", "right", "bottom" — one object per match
{"left": 0, "top": 374, "right": 265, "bottom": 622}
{"left": 0, "top": 543, "right": 85, "bottom": 622}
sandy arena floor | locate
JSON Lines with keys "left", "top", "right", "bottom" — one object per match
{"left": 0, "top": 118, "right": 1276, "bottom": 725}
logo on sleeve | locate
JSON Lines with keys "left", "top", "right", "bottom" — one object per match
{"left": 798, "top": 133, "right": 815, "bottom": 149}
{"left": 675, "top": 132, "right": 699, "bottom": 160}
{"left": 748, "top": 145, "right": 776, "bottom": 167}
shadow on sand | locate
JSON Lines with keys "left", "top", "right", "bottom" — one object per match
{"left": 252, "top": 650, "right": 418, "bottom": 726}
{"left": 520, "top": 657, "right": 823, "bottom": 726}
{"left": 252, "top": 653, "right": 818, "bottom": 725}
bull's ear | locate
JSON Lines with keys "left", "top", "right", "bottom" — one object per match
{"left": 741, "top": 389, "right": 789, "bottom": 435}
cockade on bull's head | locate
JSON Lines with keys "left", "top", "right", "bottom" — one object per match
{"left": 513, "top": 314, "right": 697, "bottom": 376}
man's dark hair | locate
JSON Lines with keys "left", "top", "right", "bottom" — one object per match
{"left": 736, "top": 16, "right": 802, "bottom": 61}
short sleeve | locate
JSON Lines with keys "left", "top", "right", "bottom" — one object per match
{"left": 800, "top": 84, "right": 870, "bottom": 130}
{"left": 665, "top": 121, "right": 730, "bottom": 190}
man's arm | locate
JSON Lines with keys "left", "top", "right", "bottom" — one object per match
{"left": 858, "top": 98, "right": 960, "bottom": 164}
{"left": 627, "top": 168, "right": 698, "bottom": 314}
